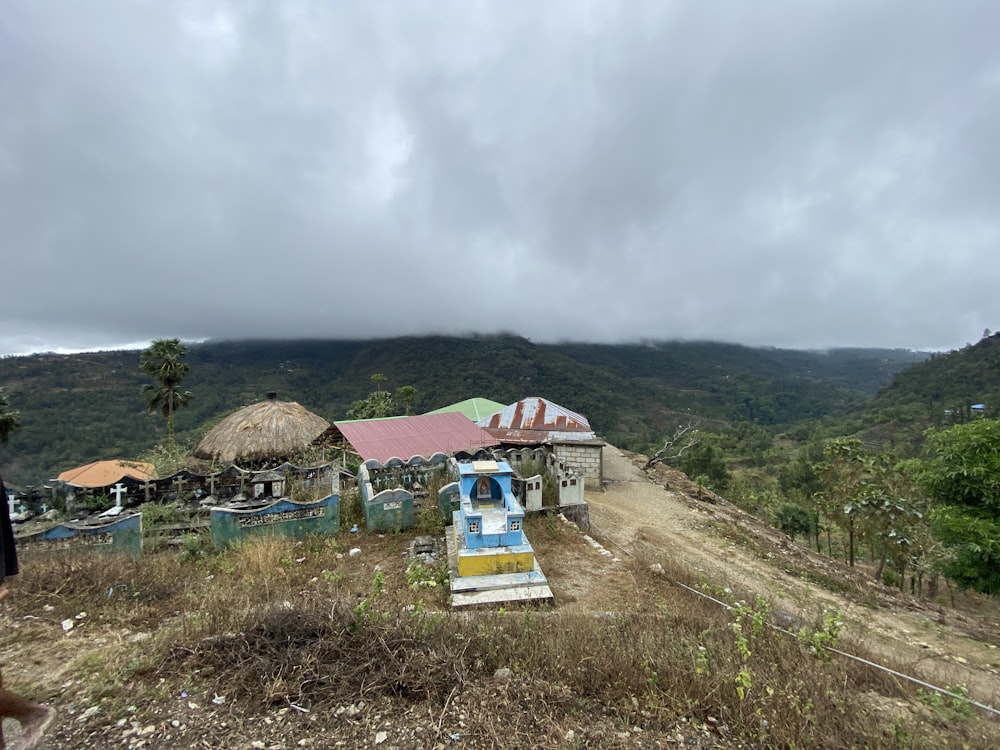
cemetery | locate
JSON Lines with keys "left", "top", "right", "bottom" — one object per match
{"left": 10, "top": 392, "right": 604, "bottom": 609}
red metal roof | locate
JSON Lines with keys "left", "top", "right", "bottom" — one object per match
{"left": 333, "top": 412, "right": 499, "bottom": 463}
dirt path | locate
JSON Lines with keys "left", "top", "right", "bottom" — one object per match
{"left": 585, "top": 444, "right": 1000, "bottom": 710}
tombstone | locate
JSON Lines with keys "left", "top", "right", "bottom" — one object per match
{"left": 437, "top": 482, "right": 461, "bottom": 521}
{"left": 524, "top": 475, "right": 543, "bottom": 512}
{"left": 250, "top": 470, "right": 285, "bottom": 499}
{"left": 447, "top": 460, "right": 552, "bottom": 607}
{"left": 363, "top": 487, "right": 414, "bottom": 532}
{"left": 558, "top": 474, "right": 585, "bottom": 506}
{"left": 210, "top": 492, "right": 340, "bottom": 548}
{"left": 16, "top": 513, "right": 143, "bottom": 556}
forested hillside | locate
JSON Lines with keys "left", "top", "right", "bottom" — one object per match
{"left": 871, "top": 331, "right": 1000, "bottom": 420}
{"left": 0, "top": 335, "right": 925, "bottom": 486}
{"left": 799, "top": 331, "right": 1000, "bottom": 454}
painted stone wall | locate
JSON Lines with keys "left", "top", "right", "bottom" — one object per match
{"left": 210, "top": 494, "right": 340, "bottom": 547}
{"left": 17, "top": 513, "right": 144, "bottom": 556}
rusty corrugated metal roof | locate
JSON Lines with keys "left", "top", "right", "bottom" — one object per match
{"left": 477, "top": 397, "right": 600, "bottom": 445}
{"left": 480, "top": 397, "right": 591, "bottom": 432}
{"left": 333, "top": 412, "right": 499, "bottom": 463}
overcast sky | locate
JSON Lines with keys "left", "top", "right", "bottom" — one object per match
{"left": 1, "top": 1, "right": 998, "bottom": 356}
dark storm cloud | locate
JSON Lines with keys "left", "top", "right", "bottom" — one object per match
{"left": 1, "top": 0, "right": 998, "bottom": 355}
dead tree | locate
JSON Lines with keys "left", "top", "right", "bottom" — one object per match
{"left": 642, "top": 423, "right": 701, "bottom": 472}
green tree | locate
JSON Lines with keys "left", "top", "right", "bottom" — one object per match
{"left": 346, "top": 391, "right": 396, "bottom": 420}
{"left": 346, "top": 374, "right": 396, "bottom": 419}
{"left": 815, "top": 439, "right": 869, "bottom": 566}
{"left": 0, "top": 387, "right": 21, "bottom": 444}
{"left": 680, "top": 440, "right": 730, "bottom": 490}
{"left": 139, "top": 338, "right": 193, "bottom": 452}
{"left": 774, "top": 502, "right": 815, "bottom": 541}
{"left": 853, "top": 453, "right": 929, "bottom": 584}
{"left": 921, "top": 420, "right": 1000, "bottom": 594}
{"left": 346, "top": 375, "right": 420, "bottom": 420}
{"left": 395, "top": 385, "right": 418, "bottom": 416}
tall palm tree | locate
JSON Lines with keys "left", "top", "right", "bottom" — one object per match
{"left": 140, "top": 338, "right": 193, "bottom": 452}
{"left": 395, "top": 385, "right": 418, "bottom": 416}
{"left": 0, "top": 387, "right": 20, "bottom": 445}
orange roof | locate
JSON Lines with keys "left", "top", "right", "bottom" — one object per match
{"left": 57, "top": 460, "right": 158, "bottom": 488}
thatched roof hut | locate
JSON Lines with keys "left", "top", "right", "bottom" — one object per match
{"left": 193, "top": 393, "right": 332, "bottom": 463}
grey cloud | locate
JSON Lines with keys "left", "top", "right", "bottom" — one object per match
{"left": 1, "top": 0, "right": 999, "bottom": 354}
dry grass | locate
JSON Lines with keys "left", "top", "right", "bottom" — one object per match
{"left": 5, "top": 525, "right": 1000, "bottom": 749}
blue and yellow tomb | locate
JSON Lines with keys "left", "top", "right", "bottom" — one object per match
{"left": 446, "top": 460, "right": 552, "bottom": 606}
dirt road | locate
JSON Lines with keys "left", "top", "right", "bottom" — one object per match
{"left": 585, "top": 444, "right": 1000, "bottom": 710}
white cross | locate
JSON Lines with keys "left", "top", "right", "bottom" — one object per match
{"left": 110, "top": 482, "right": 127, "bottom": 509}
{"left": 6, "top": 491, "right": 16, "bottom": 517}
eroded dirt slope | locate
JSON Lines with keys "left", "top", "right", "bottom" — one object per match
{"left": 585, "top": 444, "right": 1000, "bottom": 710}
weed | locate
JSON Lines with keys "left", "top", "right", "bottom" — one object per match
{"left": 916, "top": 683, "right": 976, "bottom": 721}
{"left": 405, "top": 560, "right": 448, "bottom": 592}
{"left": 796, "top": 609, "right": 844, "bottom": 659}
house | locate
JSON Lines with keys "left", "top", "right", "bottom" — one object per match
{"left": 478, "top": 397, "right": 604, "bottom": 489}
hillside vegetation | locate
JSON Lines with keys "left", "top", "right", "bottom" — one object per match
{"left": 801, "top": 331, "right": 1000, "bottom": 455}
{"left": 0, "top": 335, "right": 924, "bottom": 486}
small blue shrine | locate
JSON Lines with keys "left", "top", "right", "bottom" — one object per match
{"left": 446, "top": 460, "right": 552, "bottom": 606}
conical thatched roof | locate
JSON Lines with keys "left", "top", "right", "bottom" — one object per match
{"left": 193, "top": 393, "right": 332, "bottom": 462}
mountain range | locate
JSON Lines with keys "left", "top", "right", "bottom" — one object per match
{"left": 0, "top": 333, "right": 966, "bottom": 487}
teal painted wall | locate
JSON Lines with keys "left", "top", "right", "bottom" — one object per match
{"left": 363, "top": 488, "right": 414, "bottom": 531}
{"left": 17, "top": 513, "right": 143, "bottom": 556}
{"left": 210, "top": 494, "right": 340, "bottom": 547}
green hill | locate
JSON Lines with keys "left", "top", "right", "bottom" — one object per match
{"left": 802, "top": 332, "right": 1000, "bottom": 453}
{"left": 0, "top": 335, "right": 926, "bottom": 486}
{"left": 872, "top": 332, "right": 1000, "bottom": 419}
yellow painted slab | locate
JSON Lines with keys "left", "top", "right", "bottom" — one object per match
{"left": 457, "top": 549, "right": 534, "bottom": 577}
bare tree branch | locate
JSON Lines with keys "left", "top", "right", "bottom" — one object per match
{"left": 643, "top": 422, "right": 701, "bottom": 472}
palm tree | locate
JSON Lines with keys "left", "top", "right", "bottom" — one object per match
{"left": 0, "top": 387, "right": 20, "bottom": 445}
{"left": 395, "top": 385, "right": 418, "bottom": 416}
{"left": 140, "top": 338, "right": 193, "bottom": 452}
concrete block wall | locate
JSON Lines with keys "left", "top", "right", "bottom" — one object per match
{"left": 552, "top": 444, "right": 603, "bottom": 489}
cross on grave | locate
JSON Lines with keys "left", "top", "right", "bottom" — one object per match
{"left": 110, "top": 483, "right": 127, "bottom": 510}
{"left": 6, "top": 490, "right": 16, "bottom": 517}
{"left": 206, "top": 475, "right": 218, "bottom": 497}
{"left": 141, "top": 481, "right": 154, "bottom": 503}
{"left": 173, "top": 476, "right": 186, "bottom": 498}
